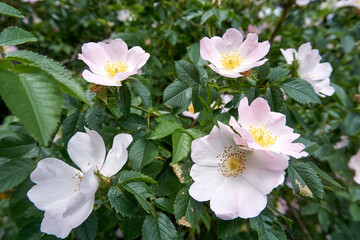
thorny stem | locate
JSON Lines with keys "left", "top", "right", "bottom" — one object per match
{"left": 269, "top": 0, "right": 294, "bottom": 44}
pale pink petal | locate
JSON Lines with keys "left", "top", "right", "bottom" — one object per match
{"left": 298, "top": 50, "right": 322, "bottom": 75}
{"left": 208, "top": 64, "right": 242, "bottom": 78}
{"left": 27, "top": 158, "right": 82, "bottom": 211}
{"left": 100, "top": 134, "right": 133, "bottom": 177}
{"left": 200, "top": 37, "right": 221, "bottom": 66}
{"left": 349, "top": 150, "right": 360, "bottom": 184}
{"left": 297, "top": 42, "right": 312, "bottom": 61}
{"left": 40, "top": 208, "right": 73, "bottom": 239}
{"left": 189, "top": 165, "right": 225, "bottom": 201}
{"left": 280, "top": 48, "right": 297, "bottom": 64}
{"left": 82, "top": 70, "right": 122, "bottom": 86}
{"left": 113, "top": 71, "right": 132, "bottom": 82}
{"left": 125, "top": 47, "right": 150, "bottom": 72}
{"left": 101, "top": 39, "right": 128, "bottom": 62}
{"left": 217, "top": 28, "right": 244, "bottom": 52}
{"left": 296, "top": 0, "right": 310, "bottom": 6}
{"left": 67, "top": 128, "right": 106, "bottom": 172}
{"left": 78, "top": 42, "right": 109, "bottom": 75}
{"left": 237, "top": 97, "right": 271, "bottom": 129}
{"left": 191, "top": 122, "right": 239, "bottom": 167}
{"left": 311, "top": 78, "right": 335, "bottom": 97}
{"left": 242, "top": 150, "right": 288, "bottom": 194}
{"left": 308, "top": 62, "right": 332, "bottom": 80}
{"left": 182, "top": 111, "right": 199, "bottom": 119}
{"left": 235, "top": 59, "right": 268, "bottom": 73}
{"left": 241, "top": 41, "right": 270, "bottom": 66}
{"left": 210, "top": 178, "right": 267, "bottom": 219}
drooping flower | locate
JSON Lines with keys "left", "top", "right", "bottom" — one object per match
{"left": 348, "top": 150, "right": 360, "bottom": 184}
{"left": 200, "top": 28, "right": 270, "bottom": 78}
{"left": 27, "top": 128, "right": 133, "bottom": 238}
{"left": 334, "top": 0, "right": 360, "bottom": 9}
{"left": 281, "top": 42, "right": 335, "bottom": 97}
{"left": 296, "top": 0, "right": 310, "bottom": 6}
{"left": 229, "top": 97, "right": 307, "bottom": 159}
{"left": 78, "top": 39, "right": 150, "bottom": 86}
{"left": 189, "top": 122, "right": 289, "bottom": 219}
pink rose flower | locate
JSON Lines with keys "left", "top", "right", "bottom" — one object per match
{"left": 78, "top": 39, "right": 150, "bottom": 86}
{"left": 189, "top": 122, "right": 288, "bottom": 219}
{"left": 200, "top": 28, "right": 270, "bottom": 78}
{"left": 229, "top": 97, "right": 307, "bottom": 159}
{"left": 281, "top": 42, "right": 335, "bottom": 97}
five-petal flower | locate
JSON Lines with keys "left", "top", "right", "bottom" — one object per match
{"left": 78, "top": 39, "right": 150, "bottom": 86}
{"left": 27, "top": 128, "right": 132, "bottom": 238}
{"left": 200, "top": 28, "right": 270, "bottom": 78}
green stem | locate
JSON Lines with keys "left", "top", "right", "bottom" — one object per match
{"left": 269, "top": 1, "right": 294, "bottom": 44}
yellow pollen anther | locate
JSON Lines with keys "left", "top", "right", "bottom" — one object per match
{"left": 188, "top": 103, "right": 195, "bottom": 114}
{"left": 217, "top": 146, "right": 246, "bottom": 178}
{"left": 249, "top": 124, "right": 278, "bottom": 147}
{"left": 220, "top": 50, "right": 244, "bottom": 69}
{"left": 105, "top": 60, "right": 129, "bottom": 76}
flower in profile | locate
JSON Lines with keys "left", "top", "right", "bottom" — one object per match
{"left": 281, "top": 42, "right": 335, "bottom": 97}
{"left": 182, "top": 103, "right": 200, "bottom": 120}
{"left": 349, "top": 150, "right": 360, "bottom": 184}
{"left": 229, "top": 97, "right": 307, "bottom": 159}
{"left": 335, "top": 0, "right": 360, "bottom": 9}
{"left": 2, "top": 45, "right": 18, "bottom": 54}
{"left": 27, "top": 128, "right": 133, "bottom": 238}
{"left": 200, "top": 28, "right": 270, "bottom": 78}
{"left": 296, "top": 0, "right": 310, "bottom": 6}
{"left": 189, "top": 122, "right": 289, "bottom": 219}
{"left": 78, "top": 39, "right": 150, "bottom": 86}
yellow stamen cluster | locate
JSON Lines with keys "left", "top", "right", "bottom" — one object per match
{"left": 217, "top": 146, "right": 246, "bottom": 178}
{"left": 188, "top": 103, "right": 195, "bottom": 114}
{"left": 249, "top": 124, "right": 278, "bottom": 147}
{"left": 220, "top": 50, "right": 244, "bottom": 69}
{"left": 105, "top": 60, "right": 129, "bottom": 76}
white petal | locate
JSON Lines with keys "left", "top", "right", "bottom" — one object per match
{"left": 280, "top": 48, "right": 297, "bottom": 64}
{"left": 210, "top": 177, "right": 267, "bottom": 219}
{"left": 101, "top": 134, "right": 133, "bottom": 177}
{"left": 191, "top": 122, "right": 238, "bottom": 167}
{"left": 189, "top": 165, "right": 225, "bottom": 202}
{"left": 27, "top": 158, "right": 82, "bottom": 211}
{"left": 67, "top": 128, "right": 106, "bottom": 172}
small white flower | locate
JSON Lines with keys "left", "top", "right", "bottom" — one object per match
{"left": 189, "top": 122, "right": 289, "bottom": 219}
{"left": 27, "top": 128, "right": 132, "bottom": 238}
{"left": 296, "top": 0, "right": 311, "bottom": 6}
{"left": 335, "top": 0, "right": 360, "bottom": 9}
{"left": 349, "top": 150, "right": 360, "bottom": 184}
{"left": 281, "top": 42, "right": 335, "bottom": 97}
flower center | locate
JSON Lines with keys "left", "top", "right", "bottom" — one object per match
{"left": 305, "top": 73, "right": 315, "bottom": 79}
{"left": 72, "top": 172, "right": 83, "bottom": 192}
{"left": 220, "top": 50, "right": 244, "bottom": 69}
{"left": 105, "top": 60, "right": 129, "bottom": 76}
{"left": 248, "top": 124, "right": 278, "bottom": 147}
{"left": 188, "top": 103, "right": 195, "bottom": 114}
{"left": 217, "top": 146, "right": 246, "bottom": 178}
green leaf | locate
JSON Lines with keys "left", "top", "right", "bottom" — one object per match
{"left": 184, "top": 128, "right": 205, "bottom": 139}
{"left": 349, "top": 204, "right": 360, "bottom": 221}
{"left": 256, "top": 61, "right": 270, "bottom": 81}
{"left": 250, "top": 209, "right": 286, "bottom": 240}
{"left": 163, "top": 81, "right": 192, "bottom": 108}
{"left": 307, "top": 162, "right": 343, "bottom": 189}
{"left": 108, "top": 186, "right": 138, "bottom": 217}
{"left": 264, "top": 86, "right": 284, "bottom": 112}
{"left": 201, "top": 10, "right": 214, "bottom": 24}
{"left": 187, "top": 43, "right": 207, "bottom": 67}
{"left": 0, "top": 70, "right": 62, "bottom": 146}
{"left": 0, "top": 134, "right": 36, "bottom": 158}
{"left": 142, "top": 213, "right": 178, "bottom": 240}
{"left": 341, "top": 35, "right": 355, "bottom": 53}
{"left": 129, "top": 79, "right": 152, "bottom": 109}
{"left": 0, "top": 2, "right": 24, "bottom": 18}
{"left": 172, "top": 130, "right": 192, "bottom": 163}
{"left": 16, "top": 222, "right": 43, "bottom": 240}
{"left": 0, "top": 27, "right": 37, "bottom": 46}
{"left": 150, "top": 120, "right": 182, "bottom": 139}
{"left": 85, "top": 108, "right": 103, "bottom": 131}
{"left": 175, "top": 60, "right": 200, "bottom": 86}
{"left": 115, "top": 84, "right": 131, "bottom": 115}
{"left": 5, "top": 50, "right": 89, "bottom": 104}
{"left": 174, "top": 187, "right": 203, "bottom": 228}
{"left": 118, "top": 170, "right": 157, "bottom": 186}
{"left": 62, "top": 111, "right": 86, "bottom": 145}
{"left": 123, "top": 181, "right": 154, "bottom": 214}
{"left": 217, "top": 218, "right": 244, "bottom": 238}
{"left": 288, "top": 161, "right": 324, "bottom": 202}
{"left": 344, "top": 112, "right": 360, "bottom": 136}
{"left": 154, "top": 198, "right": 175, "bottom": 214}
{"left": 0, "top": 158, "right": 35, "bottom": 192}
{"left": 129, "top": 138, "right": 158, "bottom": 171}
{"left": 119, "top": 113, "right": 147, "bottom": 131}
{"left": 293, "top": 137, "right": 319, "bottom": 155}
{"left": 280, "top": 78, "right": 320, "bottom": 104}
{"left": 268, "top": 66, "right": 289, "bottom": 83}
{"left": 191, "top": 85, "right": 207, "bottom": 112}
{"left": 74, "top": 211, "right": 97, "bottom": 240}
{"left": 123, "top": 216, "right": 145, "bottom": 240}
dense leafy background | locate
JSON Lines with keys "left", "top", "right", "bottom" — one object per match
{"left": 0, "top": 0, "right": 359, "bottom": 239}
